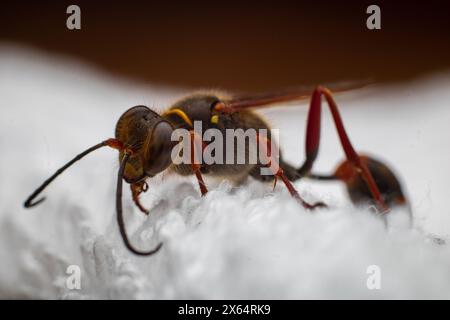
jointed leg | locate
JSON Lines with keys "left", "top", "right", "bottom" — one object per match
{"left": 189, "top": 131, "right": 208, "bottom": 196}
{"left": 275, "top": 168, "right": 326, "bottom": 209}
{"left": 298, "top": 86, "right": 388, "bottom": 213}
{"left": 257, "top": 134, "right": 326, "bottom": 210}
{"left": 131, "top": 181, "right": 150, "bottom": 215}
{"left": 214, "top": 87, "right": 389, "bottom": 213}
{"left": 162, "top": 107, "right": 208, "bottom": 196}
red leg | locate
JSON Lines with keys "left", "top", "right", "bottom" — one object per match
{"left": 276, "top": 168, "right": 326, "bottom": 209}
{"left": 212, "top": 87, "right": 389, "bottom": 213}
{"left": 131, "top": 181, "right": 150, "bottom": 215}
{"left": 257, "top": 134, "right": 326, "bottom": 210}
{"left": 189, "top": 131, "right": 208, "bottom": 196}
{"left": 161, "top": 109, "right": 208, "bottom": 196}
{"left": 299, "top": 86, "right": 389, "bottom": 213}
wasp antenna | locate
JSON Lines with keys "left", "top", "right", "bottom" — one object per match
{"left": 24, "top": 196, "right": 46, "bottom": 208}
{"left": 116, "top": 152, "right": 163, "bottom": 256}
{"left": 23, "top": 140, "right": 116, "bottom": 209}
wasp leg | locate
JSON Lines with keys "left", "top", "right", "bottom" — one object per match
{"left": 192, "top": 163, "right": 208, "bottom": 196}
{"left": 214, "top": 87, "right": 389, "bottom": 213}
{"left": 275, "top": 168, "right": 326, "bottom": 209}
{"left": 130, "top": 181, "right": 150, "bottom": 215}
{"left": 255, "top": 134, "right": 326, "bottom": 210}
{"left": 298, "top": 86, "right": 389, "bottom": 213}
{"left": 189, "top": 131, "right": 208, "bottom": 196}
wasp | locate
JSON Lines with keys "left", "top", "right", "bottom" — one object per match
{"left": 24, "top": 86, "right": 407, "bottom": 256}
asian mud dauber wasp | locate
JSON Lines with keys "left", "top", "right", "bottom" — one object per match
{"left": 24, "top": 86, "right": 407, "bottom": 256}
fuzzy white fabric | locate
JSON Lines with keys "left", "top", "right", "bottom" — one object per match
{"left": 1, "top": 44, "right": 449, "bottom": 299}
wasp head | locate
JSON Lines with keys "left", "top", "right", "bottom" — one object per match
{"left": 115, "top": 106, "right": 175, "bottom": 182}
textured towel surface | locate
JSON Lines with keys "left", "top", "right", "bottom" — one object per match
{"left": 1, "top": 45, "right": 449, "bottom": 299}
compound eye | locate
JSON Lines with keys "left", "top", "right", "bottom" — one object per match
{"left": 152, "top": 121, "right": 173, "bottom": 146}
{"left": 144, "top": 121, "right": 175, "bottom": 176}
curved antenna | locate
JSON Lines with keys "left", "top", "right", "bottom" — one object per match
{"left": 24, "top": 140, "right": 112, "bottom": 208}
{"left": 116, "top": 152, "right": 163, "bottom": 256}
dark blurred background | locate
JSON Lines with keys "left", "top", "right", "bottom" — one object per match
{"left": 1, "top": 0, "right": 449, "bottom": 92}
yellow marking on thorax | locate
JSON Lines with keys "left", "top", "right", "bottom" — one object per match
{"left": 210, "top": 115, "right": 219, "bottom": 124}
{"left": 163, "top": 108, "right": 193, "bottom": 127}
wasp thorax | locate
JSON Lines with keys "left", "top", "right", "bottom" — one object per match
{"left": 115, "top": 106, "right": 174, "bottom": 182}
